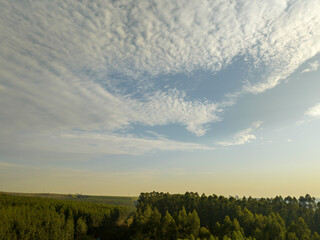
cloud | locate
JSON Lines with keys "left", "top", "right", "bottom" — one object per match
{"left": 1, "top": 0, "right": 320, "bottom": 159}
{"left": 217, "top": 121, "right": 262, "bottom": 147}
{"left": 301, "top": 61, "right": 320, "bottom": 74}
{"left": 0, "top": 64, "right": 219, "bottom": 135}
{"left": 2, "top": 0, "right": 319, "bottom": 85}
{"left": 132, "top": 89, "right": 220, "bottom": 136}
{"left": 0, "top": 1, "right": 224, "bottom": 138}
{"left": 305, "top": 103, "right": 320, "bottom": 118}
{"left": 240, "top": 0, "right": 320, "bottom": 94}
{"left": 0, "top": 131, "right": 213, "bottom": 160}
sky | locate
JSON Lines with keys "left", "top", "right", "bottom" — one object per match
{"left": 1, "top": 0, "right": 320, "bottom": 197}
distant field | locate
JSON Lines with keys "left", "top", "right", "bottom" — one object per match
{"left": 1, "top": 191, "right": 138, "bottom": 207}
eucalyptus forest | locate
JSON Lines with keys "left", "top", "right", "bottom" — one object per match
{"left": 1, "top": 192, "right": 320, "bottom": 240}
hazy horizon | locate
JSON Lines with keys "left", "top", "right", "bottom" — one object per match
{"left": 3, "top": 190, "right": 320, "bottom": 200}
{"left": 1, "top": 0, "right": 320, "bottom": 197}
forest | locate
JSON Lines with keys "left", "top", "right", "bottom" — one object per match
{"left": 1, "top": 192, "right": 320, "bottom": 240}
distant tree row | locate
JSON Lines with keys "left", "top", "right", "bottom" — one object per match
{"left": 0, "top": 193, "right": 133, "bottom": 240}
{"left": 1, "top": 192, "right": 320, "bottom": 239}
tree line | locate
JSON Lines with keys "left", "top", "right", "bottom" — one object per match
{"left": 1, "top": 192, "right": 320, "bottom": 239}
{"left": 0, "top": 193, "right": 133, "bottom": 240}
{"left": 131, "top": 192, "right": 320, "bottom": 240}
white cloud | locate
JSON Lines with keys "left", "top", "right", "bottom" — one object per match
{"left": 1, "top": 0, "right": 320, "bottom": 158}
{"left": 301, "top": 61, "right": 320, "bottom": 74}
{"left": 217, "top": 121, "right": 262, "bottom": 147}
{"left": 132, "top": 89, "right": 219, "bottom": 136}
{"left": 0, "top": 1, "right": 224, "bottom": 138}
{"left": 0, "top": 131, "right": 213, "bottom": 159}
{"left": 305, "top": 103, "right": 320, "bottom": 118}
{"left": 0, "top": 64, "right": 219, "bottom": 135}
{"left": 240, "top": 0, "right": 320, "bottom": 94}
{"left": 2, "top": 0, "right": 319, "bottom": 86}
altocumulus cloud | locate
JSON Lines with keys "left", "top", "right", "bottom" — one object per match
{"left": 301, "top": 61, "right": 320, "bottom": 74}
{"left": 0, "top": 0, "right": 221, "bottom": 138}
{"left": 217, "top": 121, "right": 262, "bottom": 147}
{"left": 305, "top": 103, "right": 320, "bottom": 119}
{"left": 0, "top": 0, "right": 320, "bottom": 157}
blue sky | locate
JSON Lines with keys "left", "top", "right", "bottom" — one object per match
{"left": 1, "top": 0, "right": 320, "bottom": 197}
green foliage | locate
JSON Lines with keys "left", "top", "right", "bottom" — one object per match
{"left": 0, "top": 193, "right": 133, "bottom": 240}
{"left": 161, "top": 211, "right": 177, "bottom": 240}
{"left": 133, "top": 192, "right": 320, "bottom": 240}
{"left": 312, "top": 232, "right": 320, "bottom": 240}
{"left": 288, "top": 217, "right": 311, "bottom": 240}
{"left": 187, "top": 210, "right": 200, "bottom": 237}
{"left": 1, "top": 192, "right": 320, "bottom": 240}
{"left": 75, "top": 217, "right": 88, "bottom": 239}
{"left": 199, "top": 226, "right": 211, "bottom": 239}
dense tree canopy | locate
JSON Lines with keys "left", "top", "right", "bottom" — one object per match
{"left": 131, "top": 192, "right": 320, "bottom": 240}
{"left": 0, "top": 193, "right": 133, "bottom": 240}
{"left": 1, "top": 192, "right": 320, "bottom": 239}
